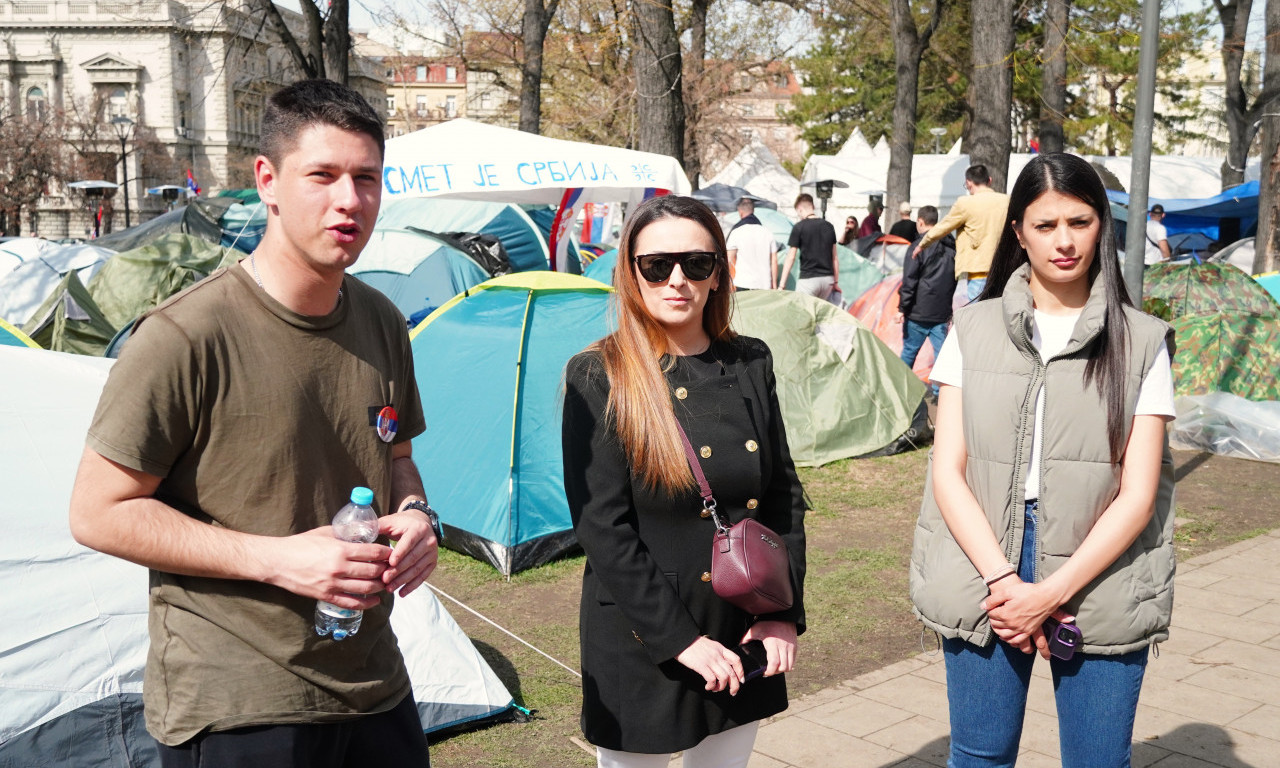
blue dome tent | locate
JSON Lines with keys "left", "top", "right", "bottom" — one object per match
{"left": 377, "top": 198, "right": 551, "bottom": 273}
{"left": 409, "top": 272, "right": 613, "bottom": 575}
{"left": 349, "top": 229, "right": 491, "bottom": 320}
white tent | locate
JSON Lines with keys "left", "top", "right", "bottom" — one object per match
{"left": 382, "top": 119, "right": 691, "bottom": 206}
{"left": 707, "top": 140, "right": 801, "bottom": 217}
{"left": 0, "top": 347, "right": 517, "bottom": 765}
{"left": 0, "top": 242, "right": 114, "bottom": 326}
{"left": 801, "top": 152, "right": 1264, "bottom": 228}
{"left": 872, "top": 136, "right": 890, "bottom": 158}
{"left": 835, "top": 128, "right": 875, "bottom": 159}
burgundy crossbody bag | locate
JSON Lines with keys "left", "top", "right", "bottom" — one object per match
{"left": 675, "top": 421, "right": 794, "bottom": 615}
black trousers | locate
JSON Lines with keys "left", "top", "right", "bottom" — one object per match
{"left": 156, "top": 694, "right": 428, "bottom": 768}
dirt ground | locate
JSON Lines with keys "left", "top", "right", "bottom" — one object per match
{"left": 424, "top": 448, "right": 1280, "bottom": 768}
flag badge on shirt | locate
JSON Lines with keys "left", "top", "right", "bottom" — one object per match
{"left": 372, "top": 405, "right": 399, "bottom": 443}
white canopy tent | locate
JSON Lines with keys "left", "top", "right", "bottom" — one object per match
{"left": 382, "top": 119, "right": 691, "bottom": 206}
{"left": 801, "top": 152, "right": 1264, "bottom": 227}
{"left": 707, "top": 139, "right": 802, "bottom": 217}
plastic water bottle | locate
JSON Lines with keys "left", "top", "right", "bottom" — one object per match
{"left": 315, "top": 486, "right": 379, "bottom": 641}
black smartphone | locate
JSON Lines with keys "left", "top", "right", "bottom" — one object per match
{"left": 1043, "top": 617, "right": 1082, "bottom": 661}
{"left": 734, "top": 640, "right": 769, "bottom": 681}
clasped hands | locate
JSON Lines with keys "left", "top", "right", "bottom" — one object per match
{"left": 982, "top": 576, "right": 1074, "bottom": 659}
{"left": 265, "top": 502, "right": 439, "bottom": 609}
{"left": 675, "top": 620, "right": 798, "bottom": 697}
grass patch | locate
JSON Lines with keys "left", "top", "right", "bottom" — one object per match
{"left": 1174, "top": 519, "right": 1215, "bottom": 544}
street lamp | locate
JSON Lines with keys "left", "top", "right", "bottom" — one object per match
{"left": 111, "top": 115, "right": 134, "bottom": 229}
{"left": 929, "top": 127, "right": 947, "bottom": 154}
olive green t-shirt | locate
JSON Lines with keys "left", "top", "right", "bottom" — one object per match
{"left": 86, "top": 264, "right": 426, "bottom": 745}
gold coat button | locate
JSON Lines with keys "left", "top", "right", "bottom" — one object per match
{"left": 700, "top": 508, "right": 712, "bottom": 518}
{"left": 745, "top": 440, "right": 759, "bottom": 453}
{"left": 700, "top": 445, "right": 712, "bottom": 459}
{"left": 746, "top": 498, "right": 759, "bottom": 510}
{"left": 675, "top": 387, "right": 688, "bottom": 400}
{"left": 700, "top": 572, "right": 712, "bottom": 582}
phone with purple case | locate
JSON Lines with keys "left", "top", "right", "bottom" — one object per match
{"left": 1043, "top": 617, "right": 1082, "bottom": 660}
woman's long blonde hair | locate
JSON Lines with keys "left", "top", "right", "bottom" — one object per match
{"left": 595, "top": 196, "right": 737, "bottom": 494}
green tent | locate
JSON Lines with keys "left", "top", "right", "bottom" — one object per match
{"left": 775, "top": 244, "right": 882, "bottom": 304}
{"left": 1170, "top": 313, "right": 1280, "bottom": 401}
{"left": 1144, "top": 262, "right": 1280, "bottom": 319}
{"left": 22, "top": 271, "right": 116, "bottom": 355}
{"left": 730, "top": 290, "right": 926, "bottom": 465}
{"left": 87, "top": 233, "right": 239, "bottom": 331}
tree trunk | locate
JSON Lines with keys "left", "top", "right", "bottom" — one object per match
{"left": 968, "top": 0, "right": 1014, "bottom": 191}
{"left": 257, "top": 0, "right": 318, "bottom": 79}
{"left": 1255, "top": 0, "right": 1280, "bottom": 273}
{"left": 519, "top": 0, "right": 549, "bottom": 133}
{"left": 300, "top": 0, "right": 327, "bottom": 79}
{"left": 323, "top": 0, "right": 350, "bottom": 84}
{"left": 683, "top": 0, "right": 710, "bottom": 189}
{"left": 633, "top": 0, "right": 685, "bottom": 165}
{"left": 1038, "top": 0, "right": 1069, "bottom": 154}
{"left": 1218, "top": 0, "right": 1254, "bottom": 190}
{"left": 886, "top": 0, "right": 943, "bottom": 222}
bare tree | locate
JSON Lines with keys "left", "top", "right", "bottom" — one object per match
{"left": 966, "top": 0, "right": 1013, "bottom": 190}
{"left": 633, "top": 0, "right": 685, "bottom": 163}
{"left": 0, "top": 112, "right": 69, "bottom": 236}
{"left": 1214, "top": 0, "right": 1280, "bottom": 188}
{"left": 885, "top": 0, "right": 946, "bottom": 223}
{"left": 520, "top": 0, "right": 562, "bottom": 132}
{"left": 1038, "top": 0, "right": 1069, "bottom": 153}
{"left": 254, "top": 0, "right": 351, "bottom": 82}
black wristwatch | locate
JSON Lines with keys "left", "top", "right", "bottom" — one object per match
{"left": 404, "top": 499, "right": 444, "bottom": 542}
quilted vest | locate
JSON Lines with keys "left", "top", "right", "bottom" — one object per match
{"left": 910, "top": 263, "right": 1176, "bottom": 654}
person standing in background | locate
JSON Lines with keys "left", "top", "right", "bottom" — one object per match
{"left": 780, "top": 194, "right": 839, "bottom": 303}
{"left": 726, "top": 198, "right": 778, "bottom": 290}
{"left": 896, "top": 205, "right": 956, "bottom": 399}
{"left": 1143, "top": 204, "right": 1172, "bottom": 265}
{"left": 913, "top": 164, "right": 1009, "bottom": 301}
{"left": 858, "top": 200, "right": 884, "bottom": 238}
{"left": 889, "top": 201, "right": 918, "bottom": 241}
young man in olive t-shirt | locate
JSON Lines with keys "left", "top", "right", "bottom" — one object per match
{"left": 69, "top": 80, "right": 438, "bottom": 767}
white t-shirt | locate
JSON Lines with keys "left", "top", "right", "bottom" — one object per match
{"left": 930, "top": 310, "right": 1175, "bottom": 500}
{"left": 1144, "top": 220, "right": 1168, "bottom": 265}
{"left": 726, "top": 223, "right": 778, "bottom": 290}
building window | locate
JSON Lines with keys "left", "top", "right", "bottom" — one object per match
{"left": 178, "top": 98, "right": 189, "bottom": 135}
{"left": 416, "top": 95, "right": 428, "bottom": 116}
{"left": 108, "top": 87, "right": 128, "bottom": 118}
{"left": 416, "top": 65, "right": 427, "bottom": 81}
{"left": 480, "top": 91, "right": 491, "bottom": 110}
{"left": 387, "top": 95, "right": 396, "bottom": 112}
{"left": 25, "top": 86, "right": 47, "bottom": 121}
{"left": 445, "top": 95, "right": 457, "bottom": 117}
{"left": 446, "top": 65, "right": 457, "bottom": 83}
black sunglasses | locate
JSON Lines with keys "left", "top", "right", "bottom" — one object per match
{"left": 633, "top": 251, "right": 719, "bottom": 282}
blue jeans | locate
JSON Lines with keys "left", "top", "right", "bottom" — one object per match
{"left": 942, "top": 502, "right": 1149, "bottom": 768}
{"left": 901, "top": 320, "right": 948, "bottom": 394}
{"left": 966, "top": 276, "right": 987, "bottom": 301}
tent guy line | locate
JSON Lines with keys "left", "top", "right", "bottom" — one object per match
{"left": 427, "top": 583, "right": 582, "bottom": 680}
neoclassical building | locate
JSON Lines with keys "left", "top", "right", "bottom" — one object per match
{"left": 0, "top": 0, "right": 385, "bottom": 238}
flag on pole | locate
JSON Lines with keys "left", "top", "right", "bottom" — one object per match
{"left": 186, "top": 169, "right": 201, "bottom": 196}
{"left": 549, "top": 187, "right": 584, "bottom": 272}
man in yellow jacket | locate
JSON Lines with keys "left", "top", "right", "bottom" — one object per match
{"left": 911, "top": 164, "right": 1009, "bottom": 300}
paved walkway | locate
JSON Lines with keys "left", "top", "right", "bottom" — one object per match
{"left": 741, "top": 529, "right": 1280, "bottom": 768}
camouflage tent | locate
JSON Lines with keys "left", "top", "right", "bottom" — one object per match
{"left": 1170, "top": 313, "right": 1280, "bottom": 402}
{"left": 1143, "top": 262, "right": 1280, "bottom": 319}
{"left": 22, "top": 271, "right": 116, "bottom": 355}
{"left": 87, "top": 232, "right": 238, "bottom": 331}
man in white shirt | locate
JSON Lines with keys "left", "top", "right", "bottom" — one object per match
{"left": 726, "top": 197, "right": 778, "bottom": 290}
{"left": 1144, "top": 204, "right": 1172, "bottom": 265}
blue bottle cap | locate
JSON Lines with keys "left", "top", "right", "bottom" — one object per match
{"left": 350, "top": 487, "right": 374, "bottom": 505}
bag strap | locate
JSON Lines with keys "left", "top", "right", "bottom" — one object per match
{"left": 674, "top": 418, "right": 730, "bottom": 535}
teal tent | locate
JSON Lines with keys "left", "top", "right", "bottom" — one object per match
{"left": 377, "top": 198, "right": 550, "bottom": 272}
{"left": 409, "top": 273, "right": 613, "bottom": 574}
{"left": 349, "top": 230, "right": 491, "bottom": 320}
{"left": 581, "top": 248, "right": 618, "bottom": 284}
{"left": 776, "top": 244, "right": 882, "bottom": 303}
{"left": 0, "top": 318, "right": 37, "bottom": 348}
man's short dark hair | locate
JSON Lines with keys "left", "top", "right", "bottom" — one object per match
{"left": 795, "top": 193, "right": 814, "bottom": 208}
{"left": 964, "top": 165, "right": 990, "bottom": 186}
{"left": 260, "top": 79, "right": 385, "bottom": 166}
{"left": 1150, "top": 204, "right": 1164, "bottom": 214}
{"left": 918, "top": 205, "right": 939, "bottom": 226}
{"left": 737, "top": 197, "right": 756, "bottom": 213}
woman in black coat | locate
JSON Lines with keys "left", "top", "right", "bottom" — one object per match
{"left": 562, "top": 195, "right": 807, "bottom": 768}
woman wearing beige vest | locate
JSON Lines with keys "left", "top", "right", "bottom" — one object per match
{"left": 910, "top": 153, "right": 1176, "bottom": 767}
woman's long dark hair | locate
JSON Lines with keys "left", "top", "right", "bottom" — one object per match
{"left": 979, "top": 153, "right": 1133, "bottom": 462}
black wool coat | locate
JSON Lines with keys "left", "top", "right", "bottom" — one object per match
{"left": 561, "top": 336, "right": 807, "bottom": 754}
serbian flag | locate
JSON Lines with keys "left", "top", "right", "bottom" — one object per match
{"left": 643, "top": 188, "right": 670, "bottom": 200}
{"left": 549, "top": 187, "right": 584, "bottom": 272}
{"left": 186, "top": 169, "right": 201, "bottom": 196}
